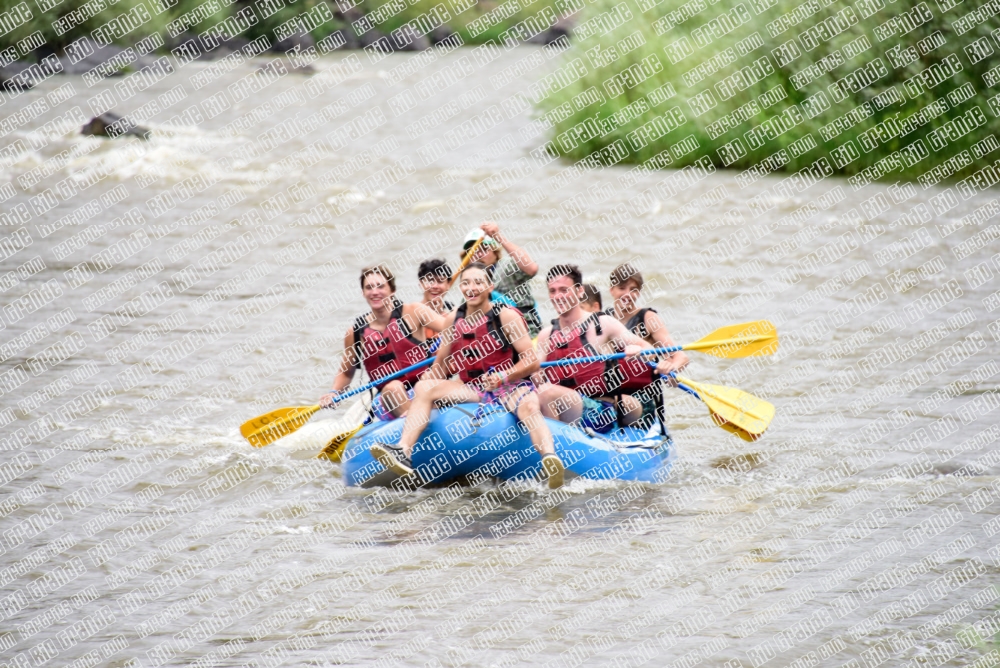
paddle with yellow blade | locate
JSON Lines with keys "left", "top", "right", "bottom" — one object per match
{"left": 453, "top": 234, "right": 485, "bottom": 282}
{"left": 243, "top": 320, "right": 777, "bottom": 448}
{"left": 668, "top": 320, "right": 776, "bottom": 440}
{"left": 675, "top": 320, "right": 778, "bottom": 358}
{"left": 539, "top": 320, "right": 778, "bottom": 369}
{"left": 239, "top": 356, "right": 435, "bottom": 447}
{"left": 669, "top": 373, "right": 775, "bottom": 442}
{"left": 241, "top": 237, "right": 488, "bottom": 450}
{"left": 540, "top": 320, "right": 778, "bottom": 441}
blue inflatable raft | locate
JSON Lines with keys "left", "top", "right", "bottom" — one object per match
{"left": 340, "top": 403, "right": 673, "bottom": 487}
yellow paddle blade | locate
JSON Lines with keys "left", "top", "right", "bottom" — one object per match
{"left": 711, "top": 413, "right": 760, "bottom": 442}
{"left": 319, "top": 424, "right": 364, "bottom": 462}
{"left": 241, "top": 405, "right": 320, "bottom": 447}
{"left": 683, "top": 321, "right": 778, "bottom": 358}
{"left": 677, "top": 376, "right": 775, "bottom": 438}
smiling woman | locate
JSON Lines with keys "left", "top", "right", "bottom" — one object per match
{"left": 368, "top": 262, "right": 567, "bottom": 488}
{"left": 319, "top": 265, "right": 449, "bottom": 420}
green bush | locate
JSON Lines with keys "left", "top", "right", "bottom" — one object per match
{"left": 235, "top": 0, "right": 344, "bottom": 46}
{"left": 0, "top": 0, "right": 176, "bottom": 52}
{"left": 0, "top": 0, "right": 237, "bottom": 57}
{"left": 0, "top": 0, "right": 564, "bottom": 55}
{"left": 538, "top": 0, "right": 1000, "bottom": 184}
{"left": 355, "top": 0, "right": 568, "bottom": 44}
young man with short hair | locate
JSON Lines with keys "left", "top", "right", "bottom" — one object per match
{"left": 605, "top": 262, "right": 689, "bottom": 429}
{"left": 418, "top": 258, "right": 454, "bottom": 339}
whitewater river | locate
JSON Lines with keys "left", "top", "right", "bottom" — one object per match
{"left": 2, "top": 46, "right": 999, "bottom": 667}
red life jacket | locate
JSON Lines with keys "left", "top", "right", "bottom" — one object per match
{"left": 543, "top": 313, "right": 610, "bottom": 397}
{"left": 449, "top": 302, "right": 521, "bottom": 383}
{"left": 605, "top": 307, "right": 658, "bottom": 394}
{"left": 352, "top": 302, "right": 429, "bottom": 390}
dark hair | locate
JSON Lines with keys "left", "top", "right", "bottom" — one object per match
{"left": 610, "top": 263, "right": 643, "bottom": 290}
{"left": 582, "top": 284, "right": 602, "bottom": 309}
{"left": 546, "top": 264, "right": 583, "bottom": 286}
{"left": 460, "top": 262, "right": 493, "bottom": 282}
{"left": 359, "top": 264, "right": 396, "bottom": 292}
{"left": 418, "top": 258, "right": 452, "bottom": 282}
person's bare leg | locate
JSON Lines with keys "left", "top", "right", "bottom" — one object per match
{"left": 380, "top": 380, "right": 411, "bottom": 418}
{"left": 502, "top": 387, "right": 563, "bottom": 488}
{"left": 373, "top": 379, "right": 479, "bottom": 477}
{"left": 538, "top": 384, "right": 584, "bottom": 424}
{"left": 607, "top": 394, "right": 642, "bottom": 426}
{"left": 513, "top": 391, "right": 555, "bottom": 456}
{"left": 398, "top": 379, "right": 478, "bottom": 456}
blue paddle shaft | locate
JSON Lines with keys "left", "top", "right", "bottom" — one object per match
{"left": 632, "top": 360, "right": 701, "bottom": 401}
{"left": 332, "top": 344, "right": 683, "bottom": 403}
{"left": 539, "top": 345, "right": 682, "bottom": 368}
{"left": 330, "top": 338, "right": 441, "bottom": 403}
{"left": 664, "top": 367, "right": 700, "bottom": 401}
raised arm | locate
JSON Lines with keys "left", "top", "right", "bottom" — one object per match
{"left": 481, "top": 221, "right": 538, "bottom": 277}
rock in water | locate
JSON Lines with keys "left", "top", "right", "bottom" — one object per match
{"left": 271, "top": 29, "right": 315, "bottom": 54}
{"left": 171, "top": 32, "right": 236, "bottom": 61}
{"left": 317, "top": 29, "right": 357, "bottom": 52}
{"left": 81, "top": 113, "right": 150, "bottom": 140}
{"left": 526, "top": 13, "right": 576, "bottom": 45}
{"left": 256, "top": 59, "right": 315, "bottom": 75}
{"left": 390, "top": 25, "right": 430, "bottom": 51}
{"left": 429, "top": 25, "right": 456, "bottom": 46}
{"left": 0, "top": 62, "right": 36, "bottom": 91}
{"left": 358, "top": 29, "right": 391, "bottom": 50}
{"left": 550, "top": 14, "right": 577, "bottom": 39}
{"left": 0, "top": 57, "right": 61, "bottom": 91}
{"left": 58, "top": 38, "right": 126, "bottom": 75}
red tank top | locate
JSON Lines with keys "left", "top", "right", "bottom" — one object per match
{"left": 603, "top": 307, "right": 658, "bottom": 393}
{"left": 543, "top": 313, "right": 609, "bottom": 397}
{"left": 448, "top": 302, "right": 522, "bottom": 383}
{"left": 352, "top": 303, "right": 429, "bottom": 389}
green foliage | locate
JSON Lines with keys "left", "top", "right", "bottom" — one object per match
{"left": 1, "top": 0, "right": 175, "bottom": 52}
{"left": 539, "top": 0, "right": 1000, "bottom": 183}
{"left": 1, "top": 0, "right": 565, "bottom": 55}
{"left": 356, "top": 0, "right": 568, "bottom": 44}
{"left": 237, "top": 0, "right": 343, "bottom": 45}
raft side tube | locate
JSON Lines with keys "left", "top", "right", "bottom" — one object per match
{"left": 342, "top": 404, "right": 672, "bottom": 487}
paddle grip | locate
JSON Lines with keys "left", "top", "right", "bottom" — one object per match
{"left": 641, "top": 361, "right": 700, "bottom": 401}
